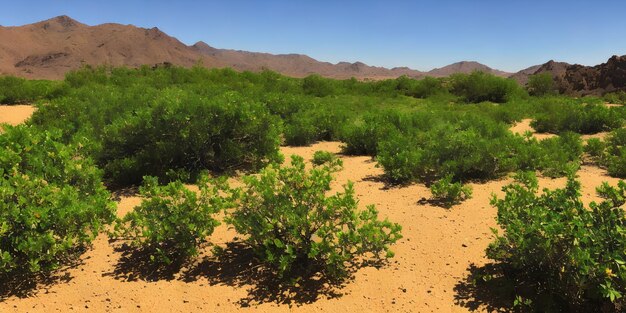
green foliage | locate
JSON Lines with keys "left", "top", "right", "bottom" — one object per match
{"left": 228, "top": 155, "right": 402, "bottom": 280}
{"left": 98, "top": 90, "right": 282, "bottom": 186}
{"left": 429, "top": 174, "right": 472, "bottom": 207}
{"left": 584, "top": 138, "right": 606, "bottom": 164}
{"left": 527, "top": 73, "right": 556, "bottom": 96}
{"left": 531, "top": 101, "right": 622, "bottom": 134}
{"left": 487, "top": 172, "right": 626, "bottom": 309}
{"left": 302, "top": 74, "right": 336, "bottom": 97}
{"left": 450, "top": 71, "right": 523, "bottom": 103}
{"left": 602, "top": 129, "right": 626, "bottom": 178}
{"left": 0, "top": 76, "right": 67, "bottom": 104}
{"left": 376, "top": 116, "right": 518, "bottom": 183}
{"left": 0, "top": 125, "right": 115, "bottom": 274}
{"left": 312, "top": 150, "right": 341, "bottom": 167}
{"left": 536, "top": 132, "right": 583, "bottom": 178}
{"left": 603, "top": 91, "right": 626, "bottom": 105}
{"left": 114, "top": 175, "right": 229, "bottom": 265}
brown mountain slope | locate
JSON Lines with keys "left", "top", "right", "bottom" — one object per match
{"left": 510, "top": 56, "right": 626, "bottom": 95}
{"left": 0, "top": 16, "right": 204, "bottom": 79}
{"left": 508, "top": 64, "right": 544, "bottom": 85}
{"left": 0, "top": 16, "right": 428, "bottom": 80}
{"left": 192, "top": 41, "right": 425, "bottom": 79}
{"left": 427, "top": 61, "right": 512, "bottom": 77}
{"left": 0, "top": 16, "right": 521, "bottom": 81}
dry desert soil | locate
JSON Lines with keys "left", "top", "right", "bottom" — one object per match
{"left": 0, "top": 105, "right": 622, "bottom": 312}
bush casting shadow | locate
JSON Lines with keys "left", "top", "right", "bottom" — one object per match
{"left": 107, "top": 241, "right": 187, "bottom": 282}
{"left": 453, "top": 263, "right": 616, "bottom": 312}
{"left": 0, "top": 266, "right": 76, "bottom": 301}
{"left": 182, "top": 242, "right": 367, "bottom": 307}
{"left": 453, "top": 263, "right": 515, "bottom": 312}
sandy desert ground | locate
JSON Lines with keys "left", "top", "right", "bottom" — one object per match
{"left": 0, "top": 106, "right": 622, "bottom": 312}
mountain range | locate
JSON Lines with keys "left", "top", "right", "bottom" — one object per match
{"left": 1, "top": 15, "right": 625, "bottom": 95}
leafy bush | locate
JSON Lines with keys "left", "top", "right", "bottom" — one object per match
{"left": 527, "top": 73, "right": 556, "bottom": 96}
{"left": 302, "top": 74, "right": 336, "bottom": 97}
{"left": 584, "top": 138, "right": 606, "bottom": 164}
{"left": 312, "top": 150, "right": 341, "bottom": 167}
{"left": 536, "top": 132, "right": 583, "bottom": 178}
{"left": 487, "top": 172, "right": 626, "bottom": 309}
{"left": 0, "top": 76, "right": 67, "bottom": 104}
{"left": 0, "top": 125, "right": 115, "bottom": 274}
{"left": 283, "top": 115, "right": 318, "bottom": 146}
{"left": 228, "top": 155, "right": 402, "bottom": 280}
{"left": 114, "top": 175, "right": 229, "bottom": 265}
{"left": 98, "top": 91, "right": 282, "bottom": 186}
{"left": 450, "top": 71, "right": 523, "bottom": 103}
{"left": 602, "top": 129, "right": 626, "bottom": 178}
{"left": 429, "top": 175, "right": 472, "bottom": 207}
{"left": 531, "top": 102, "right": 622, "bottom": 134}
{"left": 377, "top": 118, "right": 518, "bottom": 183}
{"left": 604, "top": 91, "right": 626, "bottom": 105}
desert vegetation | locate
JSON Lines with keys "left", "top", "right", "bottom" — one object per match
{"left": 2, "top": 65, "right": 626, "bottom": 311}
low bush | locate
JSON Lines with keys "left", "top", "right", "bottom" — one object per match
{"left": 584, "top": 138, "right": 606, "bottom": 164}
{"left": 527, "top": 73, "right": 556, "bottom": 96}
{"left": 604, "top": 91, "right": 626, "bottom": 105}
{"left": 450, "top": 71, "right": 523, "bottom": 103}
{"left": 429, "top": 174, "right": 472, "bottom": 207}
{"left": 312, "top": 150, "right": 341, "bottom": 167}
{"left": 0, "top": 76, "right": 67, "bottom": 104}
{"left": 536, "top": 132, "right": 583, "bottom": 178}
{"left": 531, "top": 102, "right": 622, "bottom": 134}
{"left": 376, "top": 118, "right": 517, "bottom": 184}
{"left": 113, "top": 175, "right": 230, "bottom": 265}
{"left": 228, "top": 155, "right": 402, "bottom": 280}
{"left": 0, "top": 125, "right": 115, "bottom": 274}
{"left": 487, "top": 172, "right": 626, "bottom": 309}
{"left": 98, "top": 90, "right": 282, "bottom": 186}
{"left": 602, "top": 129, "right": 626, "bottom": 178}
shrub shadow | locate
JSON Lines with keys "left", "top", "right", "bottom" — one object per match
{"left": 182, "top": 242, "right": 352, "bottom": 307}
{"left": 0, "top": 265, "right": 77, "bottom": 302}
{"left": 105, "top": 241, "right": 186, "bottom": 282}
{"left": 361, "top": 174, "right": 411, "bottom": 190}
{"left": 417, "top": 197, "right": 455, "bottom": 209}
{"left": 453, "top": 263, "right": 515, "bottom": 312}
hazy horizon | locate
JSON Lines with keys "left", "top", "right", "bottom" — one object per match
{"left": 2, "top": 0, "right": 626, "bottom": 72}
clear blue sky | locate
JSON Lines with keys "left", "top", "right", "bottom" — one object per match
{"left": 1, "top": 0, "right": 625, "bottom": 72}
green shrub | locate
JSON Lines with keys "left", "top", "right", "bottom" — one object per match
{"left": 531, "top": 102, "right": 622, "bottom": 134}
{"left": 98, "top": 91, "right": 282, "bottom": 186}
{"left": 312, "top": 150, "right": 341, "bottom": 167}
{"left": 377, "top": 119, "right": 517, "bottom": 183}
{"left": 429, "top": 174, "right": 472, "bottom": 207}
{"left": 527, "top": 73, "right": 556, "bottom": 96}
{"left": 302, "top": 74, "right": 336, "bottom": 97}
{"left": 228, "top": 155, "right": 402, "bottom": 280}
{"left": 405, "top": 77, "right": 447, "bottom": 98}
{"left": 450, "top": 71, "right": 523, "bottom": 103}
{"left": 114, "top": 175, "right": 229, "bottom": 265}
{"left": 584, "top": 138, "right": 606, "bottom": 164}
{"left": 283, "top": 115, "right": 318, "bottom": 146}
{"left": 0, "top": 125, "right": 115, "bottom": 274}
{"left": 0, "top": 76, "right": 67, "bottom": 104}
{"left": 536, "top": 132, "right": 583, "bottom": 178}
{"left": 487, "top": 172, "right": 626, "bottom": 309}
{"left": 601, "top": 129, "right": 626, "bottom": 178}
{"left": 604, "top": 91, "right": 626, "bottom": 105}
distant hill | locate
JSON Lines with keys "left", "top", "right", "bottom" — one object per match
{"left": 508, "top": 64, "right": 544, "bottom": 85}
{"left": 427, "top": 61, "right": 511, "bottom": 77}
{"left": 191, "top": 41, "right": 425, "bottom": 79}
{"left": 510, "top": 56, "right": 626, "bottom": 95}
{"left": 0, "top": 16, "right": 201, "bottom": 79}
{"left": 0, "top": 15, "right": 515, "bottom": 81}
